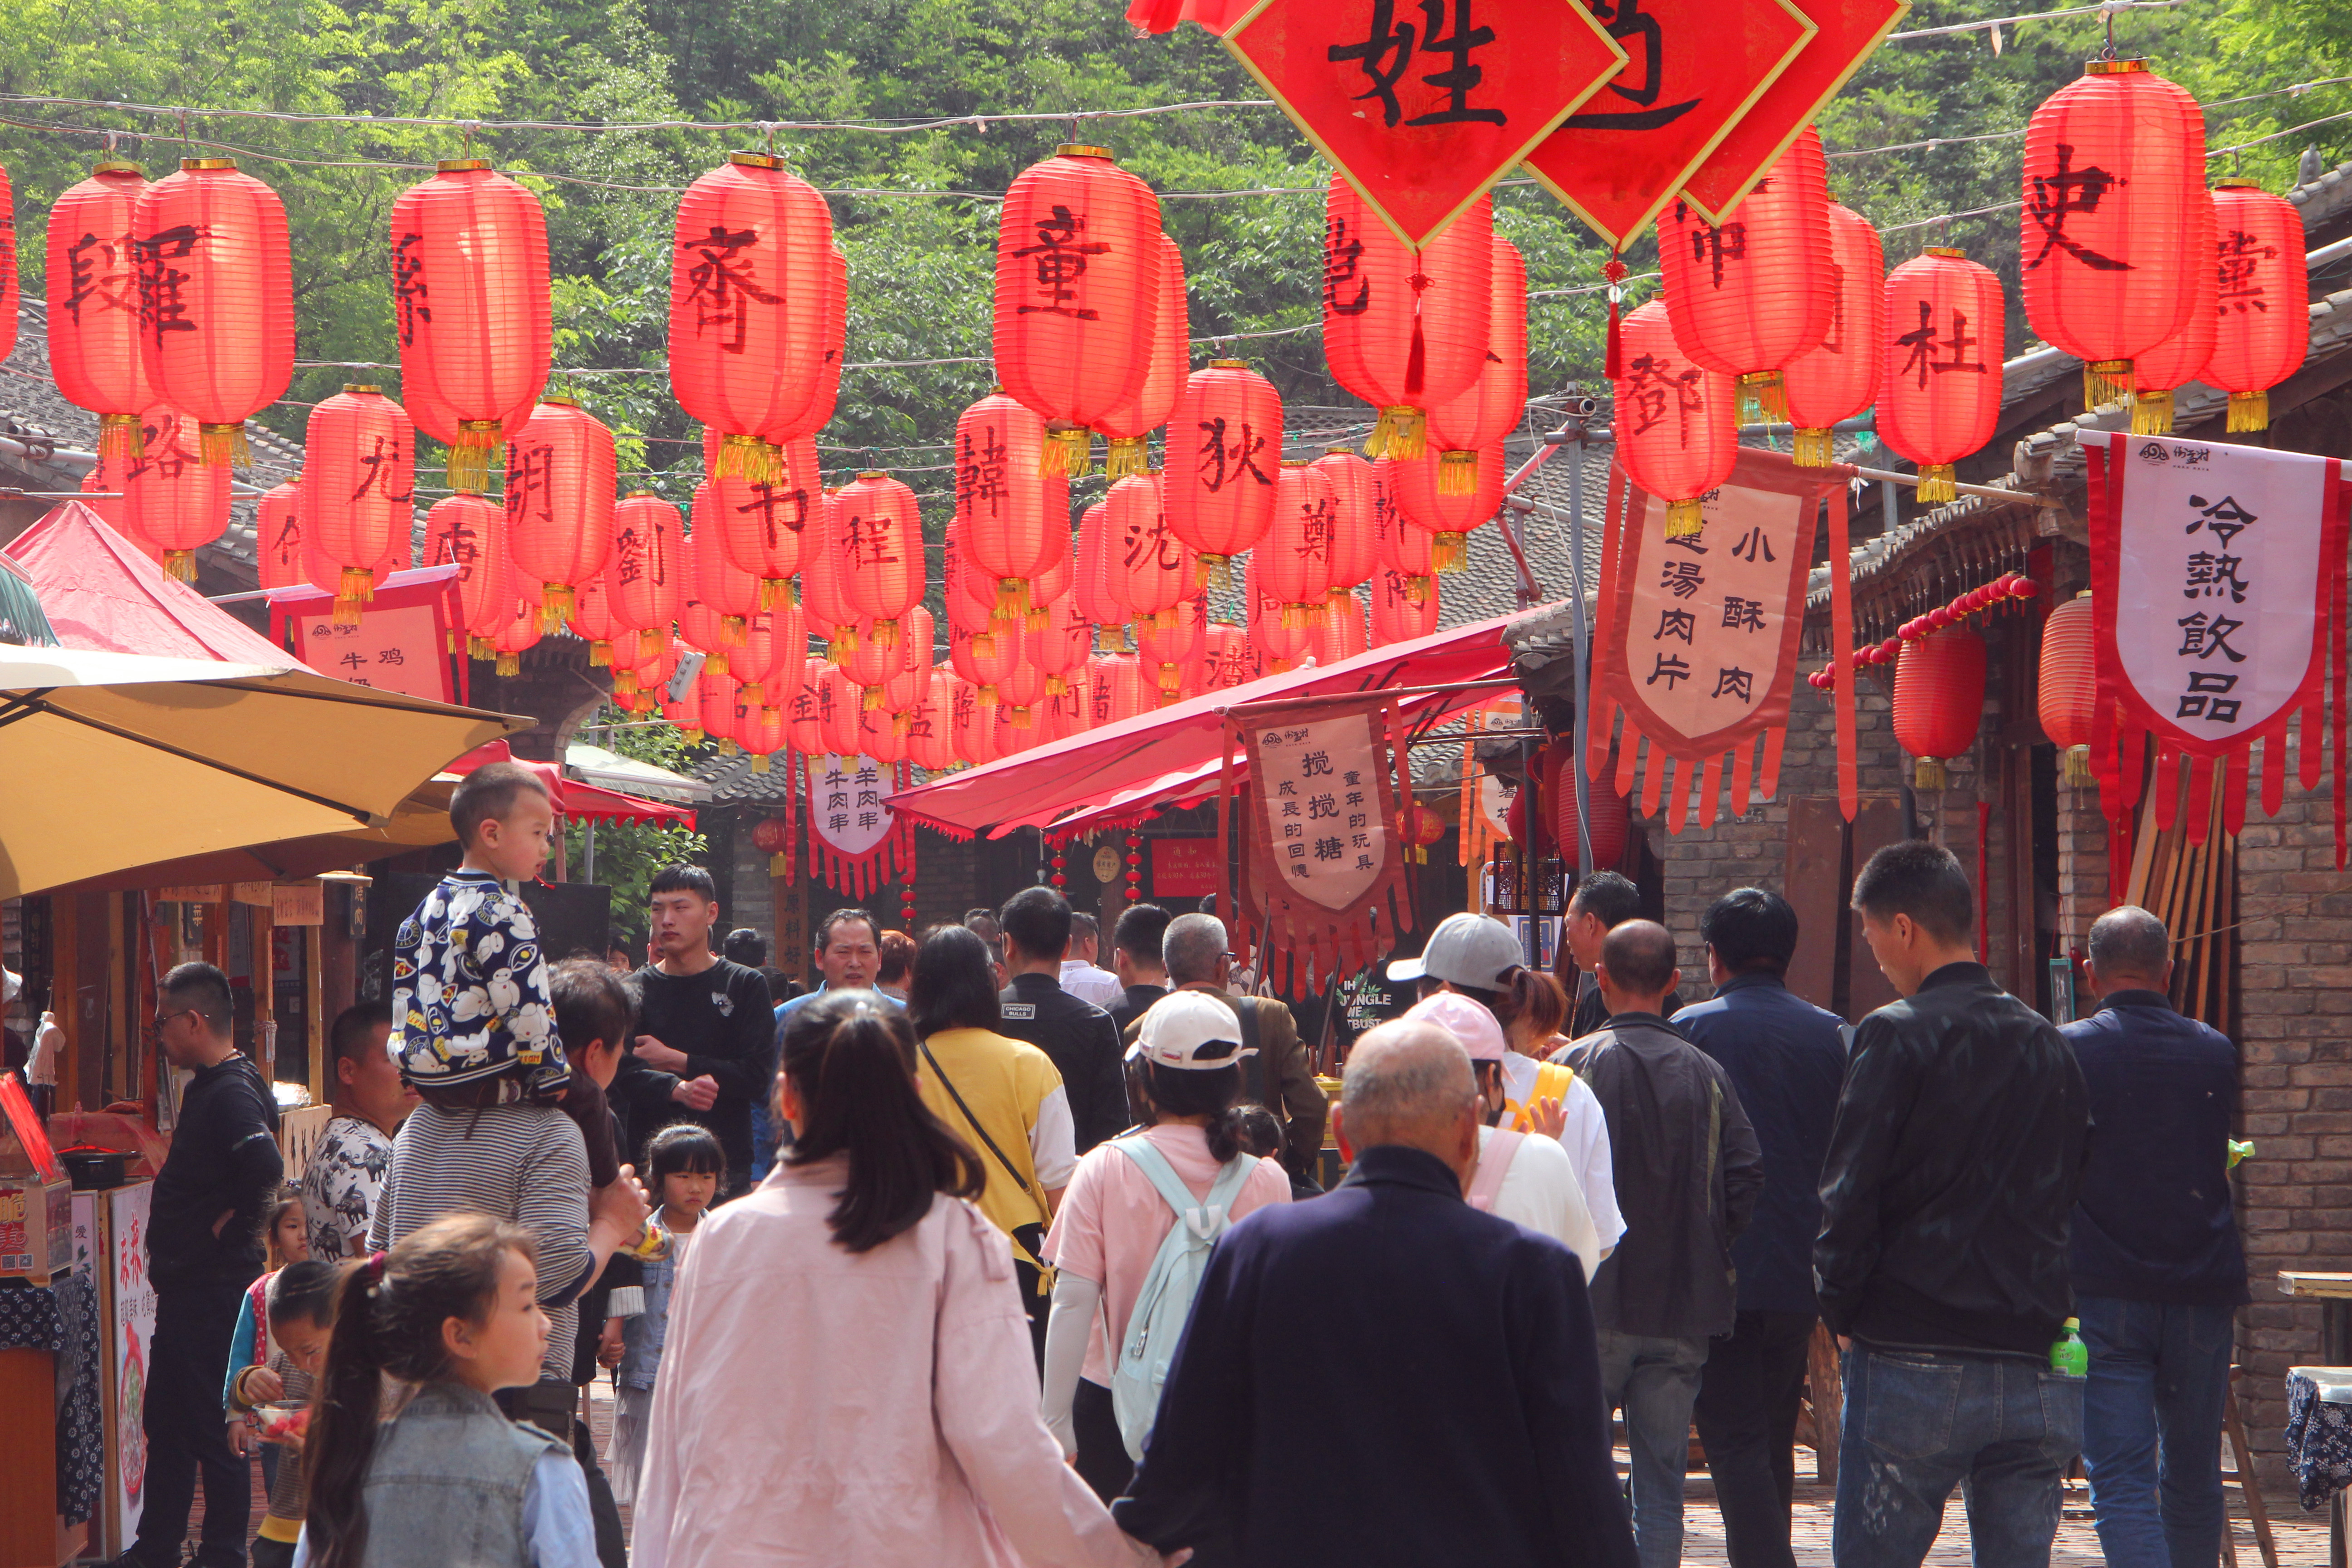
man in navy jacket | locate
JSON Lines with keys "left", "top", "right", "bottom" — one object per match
{"left": 1113, "top": 1019, "right": 1637, "bottom": 1568}
{"left": 2064, "top": 906, "right": 2248, "bottom": 1568}
{"left": 1674, "top": 888, "right": 1846, "bottom": 1568}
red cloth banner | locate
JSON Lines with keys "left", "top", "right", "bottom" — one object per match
{"left": 1223, "top": 0, "right": 1628, "bottom": 248}
{"left": 1237, "top": 698, "right": 1415, "bottom": 990}
{"left": 806, "top": 755, "right": 915, "bottom": 899}
{"left": 2084, "top": 431, "right": 2351, "bottom": 881}
{"left": 1589, "top": 449, "right": 1849, "bottom": 832}
{"left": 1150, "top": 838, "right": 1221, "bottom": 897}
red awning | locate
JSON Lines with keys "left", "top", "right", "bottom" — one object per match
{"left": 446, "top": 741, "right": 698, "bottom": 828}
{"left": 8, "top": 501, "right": 300, "bottom": 664}
{"left": 887, "top": 606, "right": 1541, "bottom": 840}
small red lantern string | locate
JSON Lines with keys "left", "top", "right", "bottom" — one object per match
{"left": 1050, "top": 851, "right": 1068, "bottom": 890}
{"left": 1125, "top": 831, "right": 1144, "bottom": 902}
{"left": 1810, "top": 573, "right": 2041, "bottom": 691}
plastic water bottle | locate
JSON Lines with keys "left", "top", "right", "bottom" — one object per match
{"left": 2051, "top": 1317, "right": 2088, "bottom": 1377}
{"left": 2229, "top": 1138, "right": 2255, "bottom": 1169}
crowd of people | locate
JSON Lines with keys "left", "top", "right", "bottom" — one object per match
{"left": 108, "top": 759, "right": 2249, "bottom": 1568}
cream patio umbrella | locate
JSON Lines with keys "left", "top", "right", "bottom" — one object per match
{"left": 0, "top": 644, "right": 531, "bottom": 899}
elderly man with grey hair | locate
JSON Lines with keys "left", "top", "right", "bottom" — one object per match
{"left": 2062, "top": 905, "right": 2248, "bottom": 1568}
{"left": 1114, "top": 1020, "right": 1637, "bottom": 1568}
{"left": 1150, "top": 911, "right": 1327, "bottom": 1184}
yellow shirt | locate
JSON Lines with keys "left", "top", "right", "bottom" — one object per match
{"left": 915, "top": 1027, "right": 1069, "bottom": 1239}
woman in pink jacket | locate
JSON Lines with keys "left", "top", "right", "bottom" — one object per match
{"left": 631, "top": 991, "right": 1185, "bottom": 1568}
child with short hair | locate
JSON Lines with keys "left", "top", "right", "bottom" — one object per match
{"left": 373, "top": 767, "right": 647, "bottom": 1563}
{"left": 298, "top": 1214, "right": 598, "bottom": 1568}
{"left": 602, "top": 1122, "right": 722, "bottom": 1505}
{"left": 226, "top": 1259, "right": 338, "bottom": 1568}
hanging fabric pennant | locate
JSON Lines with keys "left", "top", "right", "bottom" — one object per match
{"left": 2084, "top": 431, "right": 2351, "bottom": 888}
{"left": 1457, "top": 696, "right": 1521, "bottom": 868}
{"left": 805, "top": 754, "right": 914, "bottom": 898}
{"left": 1233, "top": 697, "right": 1417, "bottom": 991}
{"left": 1588, "top": 448, "right": 1852, "bottom": 831}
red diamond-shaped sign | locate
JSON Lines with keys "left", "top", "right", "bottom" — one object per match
{"left": 1679, "top": 0, "right": 1911, "bottom": 223}
{"left": 1224, "top": 0, "right": 1630, "bottom": 249}
{"left": 1521, "top": 0, "right": 1816, "bottom": 250}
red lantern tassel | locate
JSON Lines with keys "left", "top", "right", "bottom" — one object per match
{"left": 1602, "top": 254, "right": 1628, "bottom": 382}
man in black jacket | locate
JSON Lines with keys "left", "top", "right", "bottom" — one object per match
{"left": 1556, "top": 920, "right": 1763, "bottom": 1568}
{"left": 994, "top": 886, "right": 1128, "bottom": 1152}
{"left": 1106, "top": 901, "right": 1173, "bottom": 1034}
{"left": 121, "top": 961, "right": 282, "bottom": 1568}
{"left": 1114, "top": 1019, "right": 1637, "bottom": 1568}
{"left": 1818, "top": 840, "right": 2091, "bottom": 1568}
{"left": 2064, "top": 906, "right": 2248, "bottom": 1568}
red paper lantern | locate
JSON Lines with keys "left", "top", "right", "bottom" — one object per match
{"left": 490, "top": 593, "right": 542, "bottom": 678}
{"left": 1071, "top": 504, "right": 1125, "bottom": 645}
{"left": 943, "top": 511, "right": 1007, "bottom": 654}
{"left": 2206, "top": 184, "right": 2308, "bottom": 433}
{"left": 1164, "top": 359, "right": 1282, "bottom": 582}
{"left": 2129, "top": 190, "right": 2217, "bottom": 436}
{"left": 391, "top": 160, "right": 551, "bottom": 491}
{"left": 1313, "top": 447, "right": 1378, "bottom": 596}
{"left": 836, "top": 470, "right": 925, "bottom": 650}
{"left": 1135, "top": 591, "right": 1207, "bottom": 697}
{"left": 1247, "top": 575, "right": 1315, "bottom": 673}
{"left": 1660, "top": 127, "right": 1834, "bottom": 423}
{"left": 1027, "top": 524, "right": 1075, "bottom": 633}
{"left": 568, "top": 567, "right": 622, "bottom": 666}
{"left": 885, "top": 625, "right": 936, "bottom": 718}
{"left": 1783, "top": 202, "right": 1886, "bottom": 467}
{"left": 952, "top": 673, "right": 1004, "bottom": 766}
{"left": 2020, "top": 60, "right": 2205, "bottom": 412}
{"left": 1612, "top": 300, "right": 1735, "bottom": 539}
{"left": 1892, "top": 626, "right": 1986, "bottom": 789}
{"left": 1395, "top": 801, "right": 1446, "bottom": 863}
{"left": 1549, "top": 772, "right": 1630, "bottom": 872}
{"left": 1877, "top": 249, "right": 2005, "bottom": 505}
{"left": 779, "top": 245, "right": 848, "bottom": 449}
{"left": 707, "top": 434, "right": 818, "bottom": 608}
{"left": 994, "top": 146, "right": 1163, "bottom": 477}
{"left": 605, "top": 492, "right": 685, "bottom": 662}
{"left": 1373, "top": 464, "right": 1435, "bottom": 605}
{"left": 818, "top": 662, "right": 865, "bottom": 758}
{"left": 1100, "top": 472, "right": 1190, "bottom": 628}
{"left": 740, "top": 699, "right": 784, "bottom": 765}
{"left": 1032, "top": 591, "right": 1093, "bottom": 696}
{"left": 46, "top": 159, "right": 153, "bottom": 461}
{"left": 1087, "top": 653, "right": 1149, "bottom": 730}
{"left": 1202, "top": 621, "right": 1252, "bottom": 691}
{"left": 422, "top": 494, "right": 511, "bottom": 654}
{"left": 256, "top": 479, "right": 305, "bottom": 592}
{"left": 782, "top": 653, "right": 827, "bottom": 755}
{"left": 669, "top": 152, "right": 833, "bottom": 480}
{"left": 2038, "top": 589, "right": 2097, "bottom": 784}
{"left": 1258, "top": 462, "right": 1341, "bottom": 626}
{"left": 951, "top": 622, "right": 1021, "bottom": 705}
{"left": 909, "top": 669, "right": 959, "bottom": 772}
{"left": 1313, "top": 590, "right": 1367, "bottom": 668}
{"left": 505, "top": 398, "right": 617, "bottom": 630}
{"left": 1384, "top": 443, "right": 1505, "bottom": 574}
{"left": 1096, "top": 232, "right": 1188, "bottom": 479}
{"left": 733, "top": 603, "right": 803, "bottom": 708}
{"left": 134, "top": 158, "right": 294, "bottom": 468}
{"left": 750, "top": 816, "right": 791, "bottom": 855}
{"left": 955, "top": 392, "right": 1068, "bottom": 620}
{"left": 998, "top": 647, "right": 1050, "bottom": 726}
{"left": 1426, "top": 235, "right": 1528, "bottom": 499}
{"left": 1321, "top": 175, "right": 1490, "bottom": 457}
{"left": 304, "top": 387, "right": 416, "bottom": 613}
{"left": 843, "top": 609, "right": 911, "bottom": 697}
{"left": 701, "top": 666, "right": 744, "bottom": 750}
{"left": 117, "top": 407, "right": 230, "bottom": 580}
{"left": 661, "top": 638, "right": 705, "bottom": 737}
{"left": 1371, "top": 566, "right": 1440, "bottom": 646}
{"left": 690, "top": 477, "right": 764, "bottom": 649}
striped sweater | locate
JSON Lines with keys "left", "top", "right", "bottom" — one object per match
{"left": 368, "top": 1101, "right": 593, "bottom": 1382}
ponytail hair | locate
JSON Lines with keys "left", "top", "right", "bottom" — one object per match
{"left": 303, "top": 1215, "right": 536, "bottom": 1568}
{"left": 781, "top": 990, "right": 985, "bottom": 1253}
{"left": 1454, "top": 966, "right": 1567, "bottom": 1043}
{"left": 1140, "top": 1058, "right": 1248, "bottom": 1164}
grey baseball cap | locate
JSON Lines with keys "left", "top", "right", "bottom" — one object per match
{"left": 1385, "top": 912, "right": 1524, "bottom": 990}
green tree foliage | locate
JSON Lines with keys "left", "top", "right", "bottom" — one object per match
{"left": 563, "top": 702, "right": 708, "bottom": 919}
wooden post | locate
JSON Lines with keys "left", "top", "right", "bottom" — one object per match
{"left": 306, "top": 925, "right": 326, "bottom": 1098}
{"left": 104, "top": 893, "right": 127, "bottom": 1102}
{"left": 253, "top": 906, "right": 275, "bottom": 1081}
{"left": 48, "top": 897, "right": 78, "bottom": 1115}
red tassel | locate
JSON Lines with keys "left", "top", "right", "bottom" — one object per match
{"left": 1602, "top": 253, "right": 1628, "bottom": 382}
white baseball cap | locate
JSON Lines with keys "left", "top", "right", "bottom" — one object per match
{"left": 1128, "top": 991, "right": 1257, "bottom": 1071}
{"left": 1385, "top": 911, "right": 1525, "bottom": 990}
{"left": 1402, "top": 992, "right": 1508, "bottom": 1061}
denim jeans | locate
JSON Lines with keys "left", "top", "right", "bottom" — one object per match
{"left": 1693, "top": 1310, "right": 1818, "bottom": 1568}
{"left": 1833, "top": 1344, "right": 2084, "bottom": 1568}
{"left": 2077, "top": 1296, "right": 2236, "bottom": 1568}
{"left": 1598, "top": 1329, "right": 1710, "bottom": 1568}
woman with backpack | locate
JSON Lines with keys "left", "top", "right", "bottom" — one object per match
{"left": 1041, "top": 991, "right": 1293, "bottom": 1509}
{"left": 631, "top": 992, "right": 1177, "bottom": 1568}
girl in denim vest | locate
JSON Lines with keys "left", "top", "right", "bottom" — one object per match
{"left": 295, "top": 1214, "right": 597, "bottom": 1568}
{"left": 604, "top": 1123, "right": 721, "bottom": 1505}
